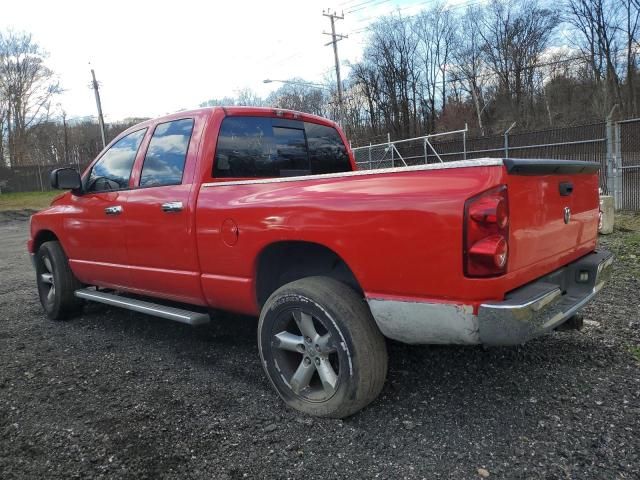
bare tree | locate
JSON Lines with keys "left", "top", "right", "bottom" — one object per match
{"left": 235, "top": 88, "right": 264, "bottom": 107}
{"left": 451, "top": 5, "right": 489, "bottom": 135}
{"left": 361, "top": 15, "right": 418, "bottom": 138}
{"left": 0, "top": 31, "right": 60, "bottom": 166}
{"left": 565, "top": 0, "right": 623, "bottom": 115}
{"left": 623, "top": 0, "right": 640, "bottom": 114}
{"left": 415, "top": 3, "right": 455, "bottom": 132}
{"left": 480, "top": 0, "right": 559, "bottom": 125}
{"left": 265, "top": 80, "right": 326, "bottom": 117}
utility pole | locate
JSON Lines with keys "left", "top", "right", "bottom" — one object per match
{"left": 61, "top": 110, "right": 69, "bottom": 164}
{"left": 90, "top": 68, "right": 107, "bottom": 149}
{"left": 323, "top": 10, "right": 347, "bottom": 121}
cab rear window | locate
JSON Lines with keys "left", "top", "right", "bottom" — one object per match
{"left": 214, "top": 116, "right": 350, "bottom": 178}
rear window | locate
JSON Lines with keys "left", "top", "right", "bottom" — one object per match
{"left": 214, "top": 116, "right": 350, "bottom": 178}
{"left": 305, "top": 122, "right": 351, "bottom": 175}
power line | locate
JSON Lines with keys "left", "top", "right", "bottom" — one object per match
{"left": 349, "top": 0, "right": 484, "bottom": 35}
{"left": 350, "top": 0, "right": 442, "bottom": 25}
{"left": 347, "top": 0, "right": 392, "bottom": 14}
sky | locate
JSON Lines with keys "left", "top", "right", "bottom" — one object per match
{"left": 0, "top": 0, "right": 438, "bottom": 122}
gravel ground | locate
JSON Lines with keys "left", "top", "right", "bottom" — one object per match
{"left": 1, "top": 211, "right": 639, "bottom": 479}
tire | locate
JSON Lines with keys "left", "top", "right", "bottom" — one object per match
{"left": 258, "top": 276, "right": 388, "bottom": 418}
{"left": 35, "top": 241, "right": 83, "bottom": 320}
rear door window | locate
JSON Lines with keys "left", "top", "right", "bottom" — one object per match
{"left": 215, "top": 117, "right": 274, "bottom": 177}
{"left": 139, "top": 118, "right": 194, "bottom": 187}
{"left": 214, "top": 117, "right": 309, "bottom": 178}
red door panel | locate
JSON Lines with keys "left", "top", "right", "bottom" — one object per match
{"left": 64, "top": 191, "right": 131, "bottom": 289}
{"left": 124, "top": 185, "right": 204, "bottom": 305}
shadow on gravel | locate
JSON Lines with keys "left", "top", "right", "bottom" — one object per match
{"left": 65, "top": 301, "right": 616, "bottom": 422}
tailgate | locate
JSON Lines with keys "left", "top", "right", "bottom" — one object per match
{"left": 504, "top": 159, "right": 601, "bottom": 274}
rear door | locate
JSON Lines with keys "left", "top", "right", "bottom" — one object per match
{"left": 65, "top": 128, "right": 147, "bottom": 289}
{"left": 124, "top": 116, "right": 206, "bottom": 305}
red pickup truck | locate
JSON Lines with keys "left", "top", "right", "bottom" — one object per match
{"left": 29, "top": 107, "right": 613, "bottom": 418}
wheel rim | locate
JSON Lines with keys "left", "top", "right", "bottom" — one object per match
{"left": 39, "top": 256, "right": 56, "bottom": 305}
{"left": 271, "top": 308, "right": 340, "bottom": 402}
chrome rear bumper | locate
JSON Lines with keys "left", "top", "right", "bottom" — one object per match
{"left": 477, "top": 249, "right": 614, "bottom": 345}
{"left": 367, "top": 249, "right": 613, "bottom": 346}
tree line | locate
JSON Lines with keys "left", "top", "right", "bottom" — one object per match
{"left": 1, "top": 0, "right": 637, "bottom": 169}
{"left": 206, "top": 0, "right": 639, "bottom": 144}
{"left": 0, "top": 31, "right": 144, "bottom": 169}
{"left": 342, "top": 0, "right": 640, "bottom": 142}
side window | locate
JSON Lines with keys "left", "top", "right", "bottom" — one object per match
{"left": 139, "top": 118, "right": 194, "bottom": 187}
{"left": 214, "top": 117, "right": 272, "bottom": 178}
{"left": 304, "top": 122, "right": 351, "bottom": 174}
{"left": 214, "top": 117, "right": 310, "bottom": 178}
{"left": 87, "top": 128, "right": 146, "bottom": 192}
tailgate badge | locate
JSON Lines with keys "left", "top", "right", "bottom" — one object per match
{"left": 564, "top": 207, "right": 571, "bottom": 224}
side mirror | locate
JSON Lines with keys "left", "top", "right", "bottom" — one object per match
{"left": 50, "top": 168, "right": 82, "bottom": 192}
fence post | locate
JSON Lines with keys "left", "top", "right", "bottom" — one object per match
{"left": 463, "top": 123, "right": 468, "bottom": 160}
{"left": 423, "top": 138, "right": 428, "bottom": 164}
{"left": 504, "top": 122, "right": 516, "bottom": 158}
{"left": 605, "top": 104, "right": 620, "bottom": 209}
{"left": 36, "top": 163, "right": 44, "bottom": 192}
{"left": 368, "top": 142, "right": 372, "bottom": 170}
{"left": 605, "top": 118, "right": 616, "bottom": 202}
{"left": 388, "top": 133, "right": 393, "bottom": 168}
{"left": 614, "top": 122, "right": 622, "bottom": 209}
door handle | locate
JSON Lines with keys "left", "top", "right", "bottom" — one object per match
{"left": 104, "top": 205, "right": 123, "bottom": 215}
{"left": 161, "top": 201, "right": 183, "bottom": 213}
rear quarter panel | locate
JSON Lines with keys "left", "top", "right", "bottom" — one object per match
{"left": 195, "top": 165, "right": 504, "bottom": 315}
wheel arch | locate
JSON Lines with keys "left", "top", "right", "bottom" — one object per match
{"left": 255, "top": 241, "right": 363, "bottom": 308}
{"left": 33, "top": 229, "right": 60, "bottom": 252}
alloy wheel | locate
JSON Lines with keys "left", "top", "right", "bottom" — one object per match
{"left": 272, "top": 309, "right": 340, "bottom": 401}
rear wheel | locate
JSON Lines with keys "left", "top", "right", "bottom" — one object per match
{"left": 258, "top": 276, "right": 388, "bottom": 418}
{"left": 36, "top": 241, "right": 83, "bottom": 320}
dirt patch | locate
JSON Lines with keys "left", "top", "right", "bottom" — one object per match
{"left": 0, "top": 209, "right": 36, "bottom": 225}
{"left": 0, "top": 218, "right": 639, "bottom": 479}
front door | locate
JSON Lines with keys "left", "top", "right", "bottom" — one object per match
{"left": 65, "top": 128, "right": 148, "bottom": 289}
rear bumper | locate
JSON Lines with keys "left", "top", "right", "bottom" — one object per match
{"left": 367, "top": 249, "right": 613, "bottom": 346}
{"left": 477, "top": 249, "right": 613, "bottom": 345}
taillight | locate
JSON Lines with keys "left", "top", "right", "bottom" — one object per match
{"left": 464, "top": 185, "right": 509, "bottom": 277}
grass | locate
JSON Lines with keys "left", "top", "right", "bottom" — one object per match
{"left": 629, "top": 346, "right": 640, "bottom": 363}
{"left": 615, "top": 212, "right": 640, "bottom": 233}
{"left": 0, "top": 190, "right": 60, "bottom": 211}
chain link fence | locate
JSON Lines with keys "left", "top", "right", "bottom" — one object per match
{"left": 2, "top": 120, "right": 640, "bottom": 210}
{"left": 0, "top": 161, "right": 87, "bottom": 194}
{"left": 353, "top": 121, "right": 619, "bottom": 203}
{"left": 617, "top": 118, "right": 640, "bottom": 211}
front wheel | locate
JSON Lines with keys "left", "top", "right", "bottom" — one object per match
{"left": 35, "top": 241, "right": 83, "bottom": 320}
{"left": 258, "top": 276, "right": 388, "bottom": 418}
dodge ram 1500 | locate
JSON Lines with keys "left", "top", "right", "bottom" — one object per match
{"left": 29, "top": 107, "right": 613, "bottom": 417}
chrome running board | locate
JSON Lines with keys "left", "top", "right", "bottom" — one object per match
{"left": 74, "top": 289, "right": 210, "bottom": 326}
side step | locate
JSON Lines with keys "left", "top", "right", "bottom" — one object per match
{"left": 74, "top": 289, "right": 210, "bottom": 326}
